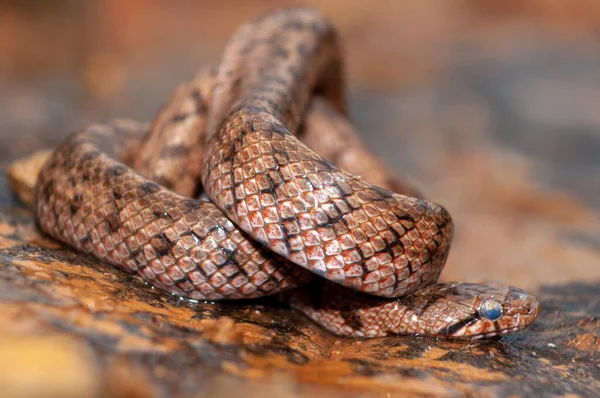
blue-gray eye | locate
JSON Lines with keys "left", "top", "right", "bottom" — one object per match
{"left": 479, "top": 299, "right": 503, "bottom": 320}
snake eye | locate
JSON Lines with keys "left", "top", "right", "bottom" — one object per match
{"left": 479, "top": 299, "right": 503, "bottom": 320}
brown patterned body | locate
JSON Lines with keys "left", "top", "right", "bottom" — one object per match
{"left": 203, "top": 8, "right": 452, "bottom": 297}
{"left": 35, "top": 121, "right": 312, "bottom": 300}
{"left": 32, "top": 8, "right": 541, "bottom": 339}
{"left": 134, "top": 67, "right": 216, "bottom": 197}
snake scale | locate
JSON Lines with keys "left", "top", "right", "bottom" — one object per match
{"left": 32, "top": 8, "right": 540, "bottom": 339}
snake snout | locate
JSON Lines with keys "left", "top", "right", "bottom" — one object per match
{"left": 506, "top": 287, "right": 542, "bottom": 328}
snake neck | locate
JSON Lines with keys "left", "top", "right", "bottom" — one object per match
{"left": 207, "top": 8, "right": 345, "bottom": 141}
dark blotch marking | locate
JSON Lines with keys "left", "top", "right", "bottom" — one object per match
{"left": 153, "top": 208, "right": 167, "bottom": 219}
{"left": 193, "top": 92, "right": 208, "bottom": 115}
{"left": 436, "top": 217, "right": 450, "bottom": 232}
{"left": 171, "top": 113, "right": 188, "bottom": 123}
{"left": 395, "top": 212, "right": 415, "bottom": 224}
{"left": 69, "top": 193, "right": 83, "bottom": 215}
{"left": 314, "top": 158, "right": 339, "bottom": 173}
{"left": 441, "top": 314, "right": 479, "bottom": 336}
{"left": 221, "top": 247, "right": 241, "bottom": 268}
{"left": 191, "top": 89, "right": 203, "bottom": 101}
{"left": 81, "top": 169, "right": 93, "bottom": 181}
{"left": 112, "top": 186, "right": 124, "bottom": 199}
{"left": 109, "top": 165, "right": 127, "bottom": 177}
{"left": 370, "top": 185, "right": 394, "bottom": 199}
{"left": 284, "top": 19, "right": 305, "bottom": 31}
{"left": 273, "top": 149, "right": 290, "bottom": 165}
{"left": 40, "top": 181, "right": 54, "bottom": 199}
{"left": 240, "top": 104, "right": 270, "bottom": 116}
{"left": 189, "top": 230, "right": 205, "bottom": 243}
{"left": 259, "top": 172, "right": 278, "bottom": 196}
{"left": 82, "top": 150, "right": 100, "bottom": 162}
{"left": 130, "top": 248, "right": 141, "bottom": 261}
{"left": 271, "top": 122, "right": 289, "bottom": 136}
{"left": 183, "top": 199, "right": 203, "bottom": 210}
{"left": 341, "top": 306, "right": 363, "bottom": 331}
{"left": 140, "top": 182, "right": 161, "bottom": 194}
{"left": 80, "top": 235, "right": 91, "bottom": 246}
{"left": 151, "top": 233, "right": 172, "bottom": 257}
{"left": 106, "top": 213, "right": 121, "bottom": 232}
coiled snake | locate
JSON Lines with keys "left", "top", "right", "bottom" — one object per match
{"left": 31, "top": 8, "right": 540, "bottom": 339}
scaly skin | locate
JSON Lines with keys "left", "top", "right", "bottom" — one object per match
{"left": 204, "top": 8, "right": 452, "bottom": 298}
{"left": 290, "top": 281, "right": 540, "bottom": 339}
{"left": 32, "top": 8, "right": 541, "bottom": 338}
{"left": 35, "top": 120, "right": 314, "bottom": 300}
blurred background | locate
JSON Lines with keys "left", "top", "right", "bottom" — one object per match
{"left": 3, "top": 1, "right": 600, "bottom": 204}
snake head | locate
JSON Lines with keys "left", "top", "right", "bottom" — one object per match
{"left": 436, "top": 281, "right": 542, "bottom": 339}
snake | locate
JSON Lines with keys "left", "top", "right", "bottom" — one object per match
{"left": 31, "top": 8, "right": 541, "bottom": 339}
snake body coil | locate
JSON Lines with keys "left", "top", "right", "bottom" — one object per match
{"left": 33, "top": 8, "right": 541, "bottom": 339}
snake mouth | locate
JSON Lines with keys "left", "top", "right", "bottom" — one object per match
{"left": 464, "top": 321, "right": 539, "bottom": 340}
{"left": 437, "top": 321, "right": 539, "bottom": 340}
{"left": 474, "top": 323, "right": 535, "bottom": 339}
